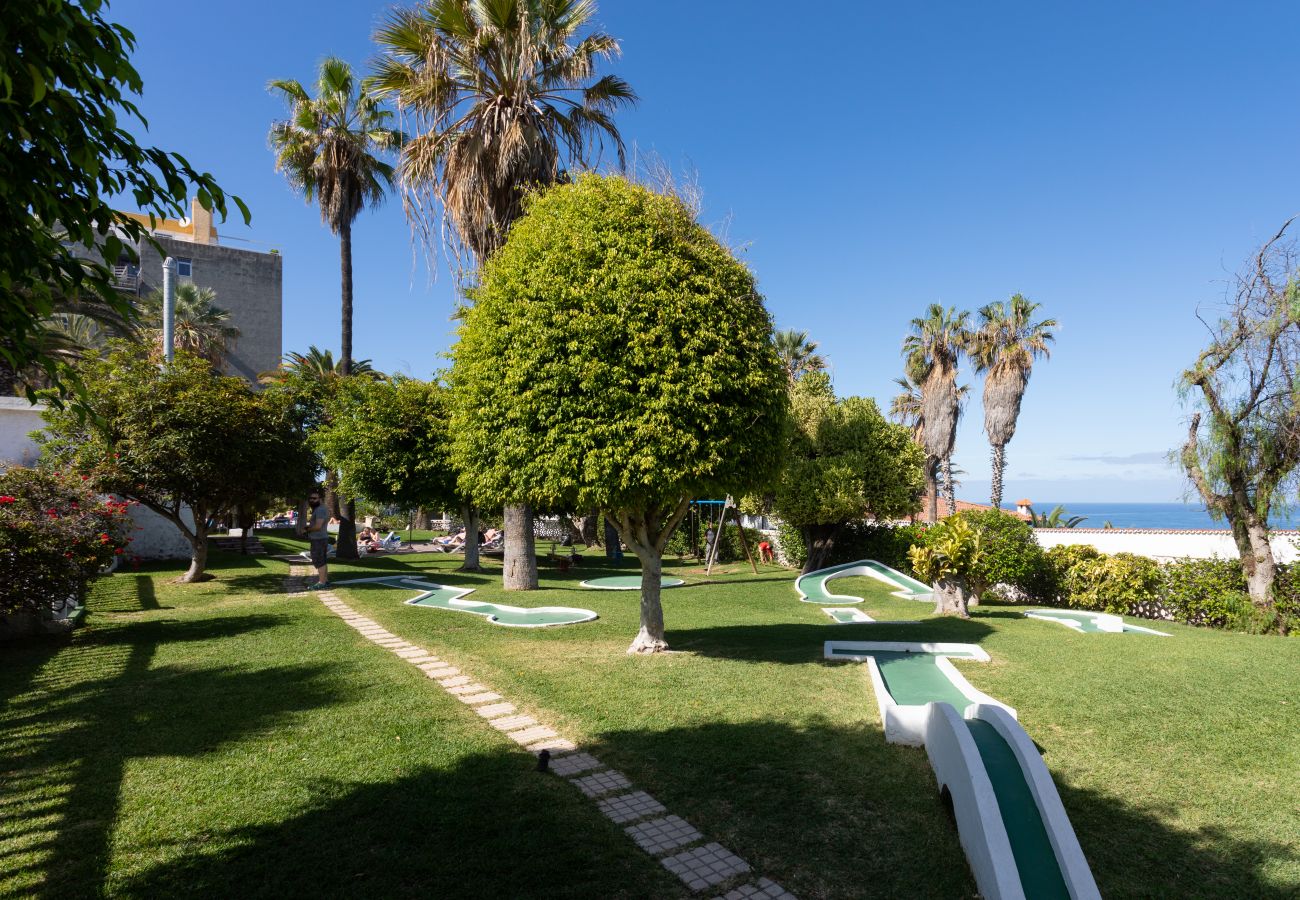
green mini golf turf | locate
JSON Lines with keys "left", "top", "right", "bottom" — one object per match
{"left": 580, "top": 575, "right": 685, "bottom": 590}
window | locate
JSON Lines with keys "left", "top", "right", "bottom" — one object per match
{"left": 176, "top": 258, "right": 192, "bottom": 277}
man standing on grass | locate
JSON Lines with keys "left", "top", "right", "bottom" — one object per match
{"left": 306, "top": 490, "right": 330, "bottom": 590}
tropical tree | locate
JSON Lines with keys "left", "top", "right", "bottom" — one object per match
{"left": 450, "top": 175, "right": 787, "bottom": 650}
{"left": 1181, "top": 219, "right": 1300, "bottom": 617}
{"left": 908, "top": 516, "right": 985, "bottom": 618}
{"left": 260, "top": 346, "right": 382, "bottom": 383}
{"left": 39, "top": 346, "right": 316, "bottom": 582}
{"left": 774, "top": 329, "right": 827, "bottom": 384}
{"left": 141, "top": 283, "right": 240, "bottom": 365}
{"left": 270, "top": 57, "right": 402, "bottom": 559}
{"left": 370, "top": 0, "right": 636, "bottom": 590}
{"left": 969, "top": 294, "right": 1056, "bottom": 511}
{"left": 773, "top": 373, "right": 925, "bottom": 573}
{"left": 902, "top": 305, "right": 970, "bottom": 523}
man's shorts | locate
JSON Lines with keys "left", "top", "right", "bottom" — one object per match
{"left": 309, "top": 539, "right": 329, "bottom": 567}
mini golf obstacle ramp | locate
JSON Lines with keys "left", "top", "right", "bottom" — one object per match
{"left": 1024, "top": 608, "right": 1170, "bottom": 636}
{"left": 334, "top": 576, "right": 597, "bottom": 628}
{"left": 826, "top": 640, "right": 1100, "bottom": 900}
{"left": 579, "top": 575, "right": 685, "bottom": 590}
{"left": 796, "top": 559, "right": 933, "bottom": 604}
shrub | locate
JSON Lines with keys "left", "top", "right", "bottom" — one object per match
{"left": 0, "top": 467, "right": 133, "bottom": 621}
{"left": 936, "top": 510, "right": 1051, "bottom": 601}
{"left": 775, "top": 520, "right": 928, "bottom": 572}
{"left": 1060, "top": 552, "right": 1161, "bottom": 615}
{"left": 1160, "top": 558, "right": 1250, "bottom": 627}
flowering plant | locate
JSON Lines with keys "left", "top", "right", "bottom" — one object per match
{"left": 0, "top": 467, "right": 133, "bottom": 618}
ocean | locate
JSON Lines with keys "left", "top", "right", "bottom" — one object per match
{"left": 1016, "top": 502, "right": 1299, "bottom": 530}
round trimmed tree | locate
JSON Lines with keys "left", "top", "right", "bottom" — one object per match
{"left": 450, "top": 174, "right": 787, "bottom": 653}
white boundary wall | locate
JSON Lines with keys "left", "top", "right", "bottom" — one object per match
{"left": 1032, "top": 528, "right": 1300, "bottom": 563}
{"left": 0, "top": 398, "right": 191, "bottom": 560}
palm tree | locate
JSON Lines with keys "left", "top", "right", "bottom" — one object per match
{"left": 774, "top": 329, "right": 827, "bottom": 384}
{"left": 1029, "top": 504, "right": 1087, "bottom": 528}
{"left": 370, "top": 0, "right": 635, "bottom": 588}
{"left": 902, "top": 305, "right": 971, "bottom": 523}
{"left": 969, "top": 294, "right": 1056, "bottom": 511}
{"left": 260, "top": 346, "right": 383, "bottom": 383}
{"left": 141, "top": 283, "right": 240, "bottom": 366}
{"left": 269, "top": 57, "right": 403, "bottom": 558}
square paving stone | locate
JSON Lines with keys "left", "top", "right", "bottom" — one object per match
{"left": 661, "top": 843, "right": 751, "bottom": 892}
{"left": 572, "top": 769, "right": 631, "bottom": 798}
{"left": 528, "top": 737, "right": 577, "bottom": 753}
{"left": 440, "top": 675, "right": 472, "bottom": 688}
{"left": 715, "top": 877, "right": 796, "bottom": 899}
{"left": 423, "top": 667, "right": 460, "bottom": 679}
{"left": 475, "top": 702, "right": 516, "bottom": 718}
{"left": 507, "top": 726, "right": 557, "bottom": 745}
{"left": 549, "top": 752, "right": 602, "bottom": 777}
{"left": 394, "top": 647, "right": 427, "bottom": 658}
{"left": 406, "top": 655, "right": 440, "bottom": 665}
{"left": 458, "top": 692, "right": 502, "bottom": 705}
{"left": 489, "top": 715, "right": 537, "bottom": 730}
{"left": 447, "top": 683, "right": 487, "bottom": 695}
{"left": 597, "top": 791, "right": 666, "bottom": 825}
{"left": 625, "top": 815, "right": 702, "bottom": 856}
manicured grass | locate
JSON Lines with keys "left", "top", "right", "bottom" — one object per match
{"left": 4, "top": 543, "right": 1299, "bottom": 898}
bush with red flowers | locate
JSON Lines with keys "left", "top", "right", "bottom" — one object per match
{"left": 0, "top": 466, "right": 133, "bottom": 621}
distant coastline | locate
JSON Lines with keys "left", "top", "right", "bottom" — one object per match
{"left": 986, "top": 501, "right": 1300, "bottom": 531}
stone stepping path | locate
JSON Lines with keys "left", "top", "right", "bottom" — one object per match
{"left": 285, "top": 565, "right": 795, "bottom": 897}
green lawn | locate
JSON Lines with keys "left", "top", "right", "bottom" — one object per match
{"left": 3, "top": 544, "right": 1298, "bottom": 898}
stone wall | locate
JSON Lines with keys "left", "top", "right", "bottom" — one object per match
{"left": 1032, "top": 528, "right": 1300, "bottom": 564}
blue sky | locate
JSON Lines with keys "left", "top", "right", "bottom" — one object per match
{"left": 112, "top": 0, "right": 1300, "bottom": 503}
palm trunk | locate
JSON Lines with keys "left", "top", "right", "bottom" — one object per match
{"left": 942, "top": 457, "right": 956, "bottom": 516}
{"left": 503, "top": 503, "right": 538, "bottom": 590}
{"left": 340, "top": 220, "right": 353, "bottom": 377}
{"left": 990, "top": 443, "right": 1006, "bottom": 510}
{"left": 927, "top": 458, "right": 939, "bottom": 523}
{"left": 459, "top": 504, "right": 482, "bottom": 573}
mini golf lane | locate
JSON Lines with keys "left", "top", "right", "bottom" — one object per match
{"left": 333, "top": 576, "right": 597, "bottom": 627}
{"left": 796, "top": 559, "right": 933, "bottom": 605}
{"left": 579, "top": 575, "right": 685, "bottom": 590}
{"left": 1024, "top": 608, "right": 1170, "bottom": 636}
{"left": 826, "top": 641, "right": 1099, "bottom": 900}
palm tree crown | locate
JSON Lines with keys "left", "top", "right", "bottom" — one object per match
{"left": 141, "top": 282, "right": 240, "bottom": 365}
{"left": 269, "top": 58, "right": 403, "bottom": 237}
{"left": 368, "top": 0, "right": 637, "bottom": 262}
{"left": 969, "top": 294, "right": 1056, "bottom": 510}
{"left": 260, "top": 346, "right": 383, "bottom": 384}
{"left": 774, "top": 329, "right": 827, "bottom": 384}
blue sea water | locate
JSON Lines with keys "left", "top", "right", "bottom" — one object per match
{"left": 1018, "top": 502, "right": 1299, "bottom": 530}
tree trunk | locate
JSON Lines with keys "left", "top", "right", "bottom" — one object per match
{"left": 1230, "top": 512, "right": 1277, "bottom": 608}
{"left": 942, "top": 457, "right": 956, "bottom": 516}
{"left": 179, "top": 524, "right": 209, "bottom": 583}
{"left": 459, "top": 504, "right": 482, "bottom": 573}
{"left": 627, "top": 549, "right": 667, "bottom": 654}
{"left": 581, "top": 511, "right": 601, "bottom": 547}
{"left": 990, "top": 443, "right": 1006, "bottom": 510}
{"left": 800, "top": 523, "right": 840, "bottom": 574}
{"left": 0, "top": 359, "right": 18, "bottom": 397}
{"left": 336, "top": 498, "right": 358, "bottom": 559}
{"left": 932, "top": 576, "right": 970, "bottom": 618}
{"left": 340, "top": 220, "right": 353, "bottom": 377}
{"left": 503, "top": 503, "right": 538, "bottom": 590}
{"left": 413, "top": 507, "right": 431, "bottom": 530}
{"left": 926, "top": 458, "right": 939, "bottom": 523}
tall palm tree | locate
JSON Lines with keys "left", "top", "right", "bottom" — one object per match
{"left": 141, "top": 283, "right": 240, "bottom": 366}
{"left": 902, "top": 304, "right": 970, "bottom": 523}
{"left": 774, "top": 329, "right": 827, "bottom": 384}
{"left": 269, "top": 57, "right": 403, "bottom": 558}
{"left": 969, "top": 294, "right": 1056, "bottom": 511}
{"left": 370, "top": 0, "right": 635, "bottom": 588}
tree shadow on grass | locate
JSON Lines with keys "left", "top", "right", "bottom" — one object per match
{"left": 669, "top": 619, "right": 998, "bottom": 665}
{"left": 0, "top": 615, "right": 348, "bottom": 899}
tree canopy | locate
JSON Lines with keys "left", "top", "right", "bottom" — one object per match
{"left": 1, "top": 0, "right": 246, "bottom": 404}
{"left": 38, "top": 346, "right": 315, "bottom": 582}
{"left": 450, "top": 174, "right": 788, "bottom": 650}
{"left": 772, "top": 372, "right": 925, "bottom": 573}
